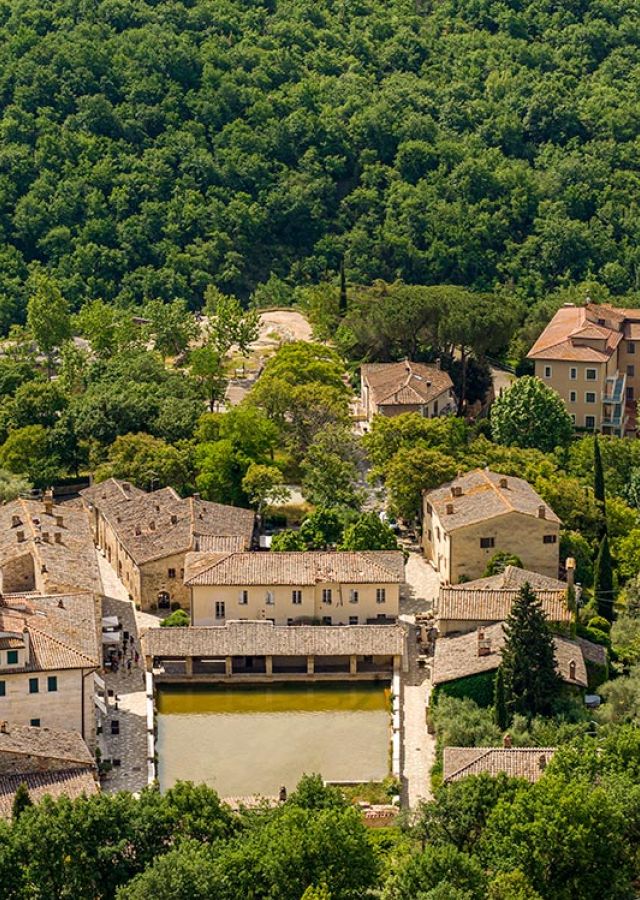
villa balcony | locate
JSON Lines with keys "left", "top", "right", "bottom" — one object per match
{"left": 604, "top": 372, "right": 626, "bottom": 404}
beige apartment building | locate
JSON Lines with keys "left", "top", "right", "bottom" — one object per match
{"left": 81, "top": 479, "right": 255, "bottom": 611}
{"left": 423, "top": 469, "right": 561, "bottom": 584}
{"left": 360, "top": 360, "right": 455, "bottom": 423}
{"left": 0, "top": 594, "right": 101, "bottom": 745}
{"left": 184, "top": 550, "right": 405, "bottom": 626}
{"left": 528, "top": 301, "right": 640, "bottom": 435}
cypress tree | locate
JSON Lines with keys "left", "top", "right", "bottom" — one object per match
{"left": 500, "top": 582, "right": 561, "bottom": 719}
{"left": 594, "top": 533, "right": 615, "bottom": 621}
{"left": 494, "top": 666, "right": 509, "bottom": 731}
{"left": 339, "top": 257, "right": 347, "bottom": 314}
{"left": 12, "top": 782, "right": 32, "bottom": 821}
{"left": 593, "top": 434, "right": 607, "bottom": 540}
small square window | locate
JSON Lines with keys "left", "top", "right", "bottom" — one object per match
{"left": 628, "top": 342, "right": 635, "bottom": 354}
{"left": 292, "top": 590, "right": 302, "bottom": 605}
{"left": 0, "top": 681, "right": 5, "bottom": 697}
{"left": 29, "top": 678, "right": 38, "bottom": 694}
{"left": 543, "top": 534, "right": 557, "bottom": 544}
{"left": 585, "top": 392, "right": 596, "bottom": 403}
{"left": 349, "top": 590, "right": 359, "bottom": 604}
{"left": 569, "top": 391, "right": 576, "bottom": 403}
{"left": 544, "top": 366, "right": 552, "bottom": 378}
{"left": 628, "top": 386, "right": 635, "bottom": 401}
{"left": 167, "top": 568, "right": 176, "bottom": 579}
{"left": 30, "top": 718, "right": 40, "bottom": 727}
{"left": 349, "top": 616, "right": 358, "bottom": 625}
{"left": 287, "top": 618, "right": 293, "bottom": 625}
{"left": 586, "top": 369, "right": 597, "bottom": 381}
{"left": 322, "top": 616, "right": 332, "bottom": 625}
{"left": 628, "top": 365, "right": 635, "bottom": 377}
{"left": 322, "top": 589, "right": 332, "bottom": 605}
{"left": 480, "top": 537, "right": 495, "bottom": 549}
{"left": 6, "top": 650, "right": 18, "bottom": 665}
{"left": 585, "top": 415, "right": 596, "bottom": 430}
{"left": 47, "top": 676, "right": 57, "bottom": 692}
{"left": 239, "top": 590, "right": 248, "bottom": 605}
{"left": 570, "top": 367, "right": 577, "bottom": 380}
{"left": 376, "top": 588, "right": 386, "bottom": 604}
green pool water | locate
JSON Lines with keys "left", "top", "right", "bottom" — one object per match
{"left": 156, "top": 682, "right": 390, "bottom": 797}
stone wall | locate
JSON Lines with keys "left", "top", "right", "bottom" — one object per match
{"left": 0, "top": 749, "right": 92, "bottom": 776}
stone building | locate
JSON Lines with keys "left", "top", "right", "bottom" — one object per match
{"left": 360, "top": 360, "right": 455, "bottom": 423}
{"left": 81, "top": 479, "right": 255, "bottom": 611}
{"left": 184, "top": 550, "right": 405, "bottom": 626}
{"left": 0, "top": 721, "right": 98, "bottom": 818}
{"left": 0, "top": 594, "right": 101, "bottom": 744}
{"left": 423, "top": 469, "right": 561, "bottom": 584}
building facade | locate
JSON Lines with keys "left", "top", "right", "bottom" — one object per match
{"left": 360, "top": 361, "right": 455, "bottom": 423}
{"left": 185, "top": 551, "right": 405, "bottom": 626}
{"left": 423, "top": 469, "right": 561, "bottom": 584}
{"left": 528, "top": 301, "right": 640, "bottom": 435}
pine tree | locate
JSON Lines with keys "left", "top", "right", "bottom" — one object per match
{"left": 12, "top": 782, "right": 32, "bottom": 820}
{"left": 594, "top": 533, "right": 615, "bottom": 621}
{"left": 593, "top": 433, "right": 607, "bottom": 541}
{"left": 500, "top": 582, "right": 561, "bottom": 718}
{"left": 494, "top": 666, "right": 509, "bottom": 730}
{"left": 339, "top": 258, "right": 347, "bottom": 314}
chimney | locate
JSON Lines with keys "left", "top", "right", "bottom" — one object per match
{"left": 503, "top": 733, "right": 512, "bottom": 749}
{"left": 569, "top": 659, "right": 576, "bottom": 681}
{"left": 499, "top": 477, "right": 508, "bottom": 489}
{"left": 16, "top": 531, "right": 25, "bottom": 543}
{"left": 40, "top": 564, "right": 47, "bottom": 574}
{"left": 539, "top": 754, "right": 547, "bottom": 771}
{"left": 445, "top": 503, "right": 454, "bottom": 515}
{"left": 170, "top": 514, "right": 178, "bottom": 525}
{"left": 54, "top": 532, "right": 62, "bottom": 544}
{"left": 11, "top": 515, "right": 21, "bottom": 528}
{"left": 122, "top": 482, "right": 131, "bottom": 492}
{"left": 135, "top": 525, "right": 141, "bottom": 536}
{"left": 0, "top": 721, "right": 7, "bottom": 734}
{"left": 193, "top": 493, "right": 200, "bottom": 501}
{"left": 477, "top": 628, "right": 491, "bottom": 657}
{"left": 149, "top": 521, "right": 156, "bottom": 531}
{"left": 537, "top": 505, "right": 546, "bottom": 519}
{"left": 42, "top": 532, "right": 49, "bottom": 543}
{"left": 43, "top": 490, "right": 54, "bottom": 516}
{"left": 565, "top": 556, "right": 576, "bottom": 588}
{"left": 55, "top": 515, "right": 63, "bottom": 528}
{"left": 22, "top": 627, "right": 30, "bottom": 665}
{"left": 451, "top": 485, "right": 463, "bottom": 498}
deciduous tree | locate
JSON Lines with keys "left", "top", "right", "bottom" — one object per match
{"left": 491, "top": 377, "right": 573, "bottom": 453}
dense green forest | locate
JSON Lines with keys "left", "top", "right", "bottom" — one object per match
{"left": 0, "top": 0, "right": 639, "bottom": 330}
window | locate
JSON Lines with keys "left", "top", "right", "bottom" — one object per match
{"left": 569, "top": 391, "right": 577, "bottom": 403}
{"left": 30, "top": 719, "right": 40, "bottom": 727}
{"left": 215, "top": 601, "right": 225, "bottom": 619}
{"left": 322, "top": 616, "right": 332, "bottom": 625}
{"left": 322, "top": 589, "right": 332, "bottom": 605}
{"left": 544, "top": 366, "right": 552, "bottom": 378}
{"left": 570, "top": 414, "right": 576, "bottom": 424}
{"left": 570, "top": 367, "right": 577, "bottom": 380}
{"left": 110, "top": 719, "right": 120, "bottom": 735}
{"left": 47, "top": 676, "right": 57, "bottom": 692}
{"left": 287, "top": 618, "right": 293, "bottom": 625}
{"left": 426, "top": 503, "right": 433, "bottom": 515}
{"left": 376, "top": 588, "right": 386, "bottom": 604}
{"left": 349, "top": 616, "right": 359, "bottom": 625}
{"left": 480, "top": 537, "right": 495, "bottom": 549}
{"left": 586, "top": 369, "right": 597, "bottom": 380}
{"left": 585, "top": 415, "right": 596, "bottom": 430}
{"left": 265, "top": 590, "right": 274, "bottom": 605}
{"left": 585, "top": 392, "right": 596, "bottom": 403}
{"left": 629, "top": 342, "right": 636, "bottom": 354}
{"left": 6, "top": 650, "right": 18, "bottom": 665}
{"left": 239, "top": 590, "right": 248, "bottom": 605}
{"left": 628, "top": 365, "right": 635, "bottom": 377}
{"left": 167, "top": 568, "right": 176, "bottom": 579}
{"left": 349, "top": 589, "right": 359, "bottom": 604}
{"left": 628, "top": 386, "right": 635, "bottom": 401}
{"left": 543, "top": 534, "right": 558, "bottom": 544}
{"left": 292, "top": 590, "right": 302, "bottom": 605}
{"left": 29, "top": 678, "right": 38, "bottom": 694}
{"left": 0, "top": 681, "right": 5, "bottom": 697}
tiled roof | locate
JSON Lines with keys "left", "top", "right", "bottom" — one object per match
{"left": 527, "top": 304, "right": 622, "bottom": 362}
{"left": 443, "top": 746, "right": 555, "bottom": 783}
{"left": 432, "top": 622, "right": 588, "bottom": 687}
{"left": 0, "top": 722, "right": 94, "bottom": 766}
{"left": 81, "top": 479, "right": 255, "bottom": 565}
{"left": 361, "top": 361, "right": 453, "bottom": 407}
{"left": 0, "top": 594, "right": 100, "bottom": 673}
{"left": 194, "top": 534, "right": 248, "bottom": 553}
{"left": 184, "top": 550, "right": 405, "bottom": 586}
{"left": 438, "top": 567, "right": 570, "bottom": 624}
{"left": 576, "top": 636, "right": 608, "bottom": 667}
{"left": 0, "top": 498, "right": 103, "bottom": 595}
{"left": 0, "top": 637, "right": 23, "bottom": 650}
{"left": 424, "top": 469, "right": 560, "bottom": 532}
{"left": 0, "top": 768, "right": 98, "bottom": 820}
{"left": 145, "top": 620, "right": 405, "bottom": 658}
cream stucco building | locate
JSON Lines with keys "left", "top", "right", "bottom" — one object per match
{"left": 360, "top": 360, "right": 455, "bottom": 423}
{"left": 184, "top": 551, "right": 405, "bottom": 626}
{"left": 528, "top": 301, "right": 640, "bottom": 435}
{"left": 423, "top": 469, "right": 561, "bottom": 584}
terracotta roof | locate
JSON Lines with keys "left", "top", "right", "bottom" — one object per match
{"left": 0, "top": 497, "right": 103, "bottom": 595}
{"left": 0, "top": 768, "right": 98, "bottom": 820}
{"left": 81, "top": 479, "right": 255, "bottom": 565}
{"left": 437, "top": 568, "right": 570, "bottom": 625}
{"left": 184, "top": 550, "right": 405, "bottom": 587}
{"left": 431, "top": 622, "right": 588, "bottom": 687}
{"left": 443, "top": 746, "right": 555, "bottom": 783}
{"left": 145, "top": 620, "right": 405, "bottom": 658}
{"left": 361, "top": 361, "right": 453, "bottom": 407}
{"left": 528, "top": 304, "right": 622, "bottom": 362}
{"left": 0, "top": 594, "right": 100, "bottom": 673}
{"left": 194, "top": 534, "right": 248, "bottom": 553}
{"left": 0, "top": 722, "right": 94, "bottom": 767}
{"left": 424, "top": 469, "right": 560, "bottom": 532}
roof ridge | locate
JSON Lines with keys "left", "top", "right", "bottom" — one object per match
{"left": 447, "top": 747, "right": 494, "bottom": 780}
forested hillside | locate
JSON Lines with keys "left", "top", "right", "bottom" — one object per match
{"left": 0, "top": 0, "right": 639, "bottom": 329}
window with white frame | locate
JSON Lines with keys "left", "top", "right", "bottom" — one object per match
{"left": 376, "top": 588, "right": 386, "bottom": 604}
{"left": 265, "top": 590, "right": 274, "bottom": 605}
{"left": 570, "top": 391, "right": 576, "bottom": 402}
{"left": 349, "top": 589, "right": 359, "bottom": 604}
{"left": 585, "top": 392, "right": 596, "bottom": 403}
{"left": 585, "top": 369, "right": 597, "bottom": 380}
{"left": 585, "top": 415, "right": 596, "bottom": 430}
{"left": 292, "top": 590, "right": 302, "bottom": 605}
{"left": 570, "top": 367, "right": 577, "bottom": 380}
{"left": 544, "top": 365, "right": 552, "bottom": 378}
{"left": 322, "top": 588, "right": 332, "bottom": 605}
{"left": 215, "top": 601, "right": 225, "bottom": 619}
{"left": 239, "top": 590, "right": 248, "bottom": 605}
